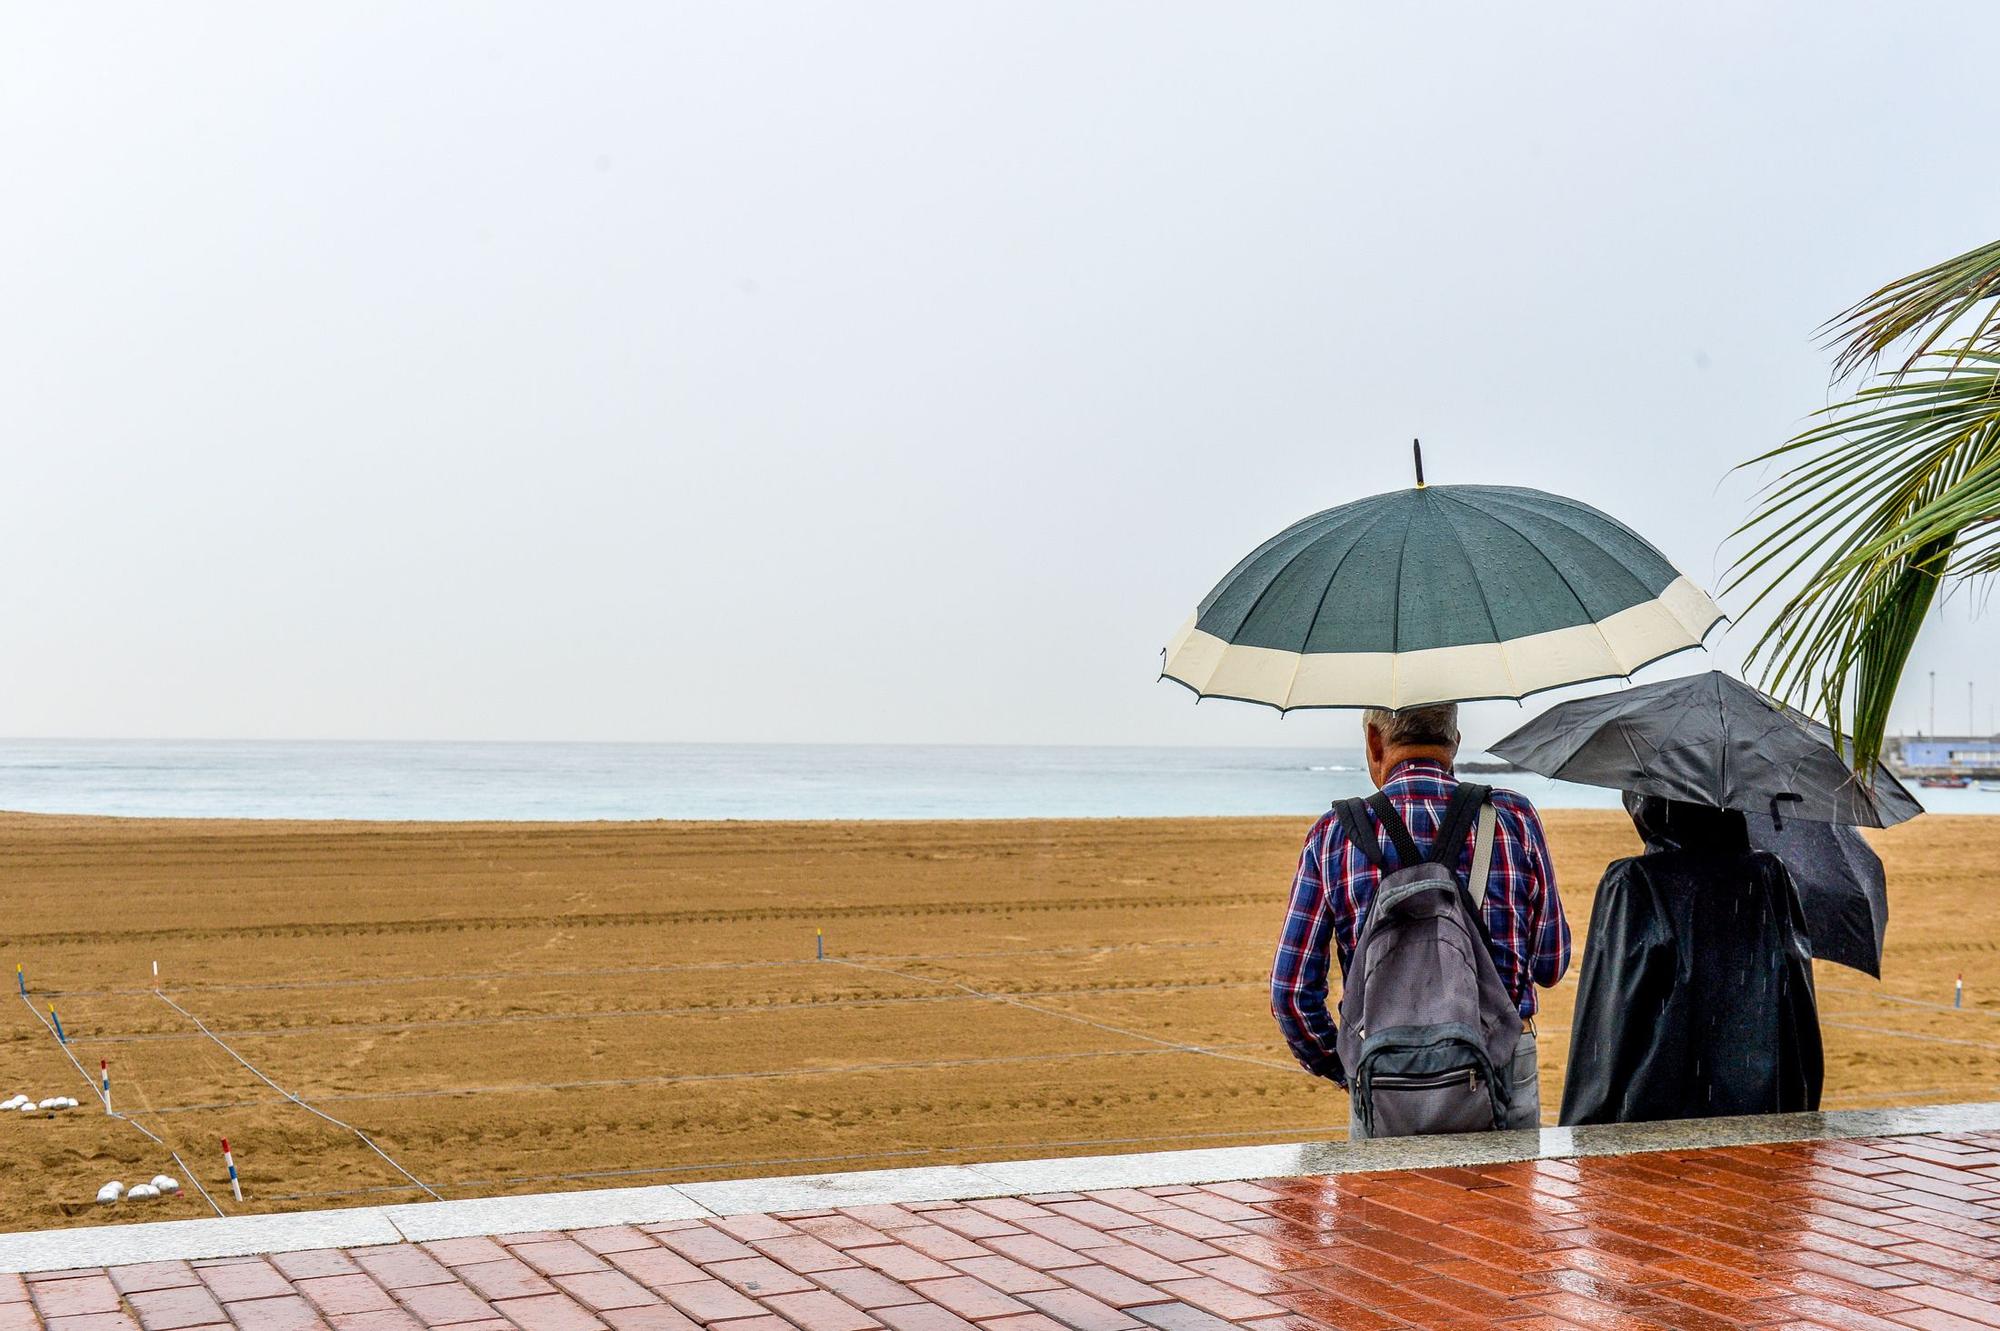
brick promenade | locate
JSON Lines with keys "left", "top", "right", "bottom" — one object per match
{"left": 5, "top": 1131, "right": 2000, "bottom": 1331}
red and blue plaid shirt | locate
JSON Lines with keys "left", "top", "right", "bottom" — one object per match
{"left": 1271, "top": 758, "right": 1571, "bottom": 1081}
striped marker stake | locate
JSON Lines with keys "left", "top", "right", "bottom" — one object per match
{"left": 816, "top": 928, "right": 824, "bottom": 961}
{"left": 222, "top": 1138, "right": 242, "bottom": 1202}
{"left": 14, "top": 964, "right": 22, "bottom": 996}
{"left": 49, "top": 1006, "right": 66, "bottom": 1044}
{"left": 100, "top": 1060, "right": 111, "bottom": 1113}
{"left": 1957, "top": 973, "right": 1964, "bottom": 1009}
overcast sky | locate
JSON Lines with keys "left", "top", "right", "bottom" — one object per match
{"left": 5, "top": 3, "right": 2000, "bottom": 749}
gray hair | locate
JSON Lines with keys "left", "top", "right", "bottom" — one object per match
{"left": 1362, "top": 703, "right": 1460, "bottom": 748}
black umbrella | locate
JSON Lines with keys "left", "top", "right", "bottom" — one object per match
{"left": 1744, "top": 810, "right": 1889, "bottom": 977}
{"left": 1490, "top": 671, "right": 1922, "bottom": 828}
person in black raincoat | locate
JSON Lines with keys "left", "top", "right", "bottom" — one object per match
{"left": 1559, "top": 794, "right": 1823, "bottom": 1125}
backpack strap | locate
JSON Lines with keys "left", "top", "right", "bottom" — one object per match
{"left": 1429, "top": 783, "right": 1489, "bottom": 871}
{"left": 1333, "top": 797, "right": 1385, "bottom": 867}
{"left": 1363, "top": 792, "right": 1423, "bottom": 868}
{"left": 1468, "top": 800, "right": 1498, "bottom": 909}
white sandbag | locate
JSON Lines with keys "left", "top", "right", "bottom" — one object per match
{"left": 127, "top": 1184, "right": 160, "bottom": 1201}
{"left": 36, "top": 1099, "right": 59, "bottom": 1111}
{"left": 96, "top": 1181, "right": 123, "bottom": 1204}
{"left": 150, "top": 1174, "right": 181, "bottom": 1193}
{"left": 16, "top": 1103, "right": 35, "bottom": 1115}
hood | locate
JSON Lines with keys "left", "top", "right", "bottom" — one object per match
{"left": 1623, "top": 792, "right": 1751, "bottom": 855}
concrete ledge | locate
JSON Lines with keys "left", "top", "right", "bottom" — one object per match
{"left": 381, "top": 1183, "right": 713, "bottom": 1243}
{"left": 0, "top": 1209, "right": 402, "bottom": 1272}
{"left": 5, "top": 1100, "right": 1998, "bottom": 1272}
{"left": 676, "top": 1165, "right": 1012, "bottom": 1216}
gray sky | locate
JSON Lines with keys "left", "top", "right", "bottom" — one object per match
{"left": 6, "top": 3, "right": 2000, "bottom": 749}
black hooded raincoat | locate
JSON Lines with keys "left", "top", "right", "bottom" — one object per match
{"left": 1559, "top": 796, "right": 1824, "bottom": 1126}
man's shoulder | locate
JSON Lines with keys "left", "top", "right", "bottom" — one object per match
{"left": 1304, "top": 807, "right": 1344, "bottom": 842}
{"left": 1483, "top": 785, "right": 1548, "bottom": 834}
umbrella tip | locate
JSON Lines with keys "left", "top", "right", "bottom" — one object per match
{"left": 1413, "top": 438, "right": 1425, "bottom": 489}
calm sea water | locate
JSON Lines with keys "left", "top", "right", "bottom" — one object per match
{"left": 0, "top": 740, "right": 1977, "bottom": 822}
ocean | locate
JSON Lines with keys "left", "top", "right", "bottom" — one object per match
{"left": 0, "top": 740, "right": 1974, "bottom": 822}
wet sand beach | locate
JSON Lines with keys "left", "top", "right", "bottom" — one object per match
{"left": 0, "top": 811, "right": 1991, "bottom": 1229}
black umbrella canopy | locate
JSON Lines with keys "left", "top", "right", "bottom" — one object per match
{"left": 1744, "top": 811, "right": 1888, "bottom": 977}
{"left": 1491, "top": 671, "right": 1922, "bottom": 828}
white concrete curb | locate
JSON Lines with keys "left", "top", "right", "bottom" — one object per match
{"left": 4, "top": 1100, "right": 1997, "bottom": 1272}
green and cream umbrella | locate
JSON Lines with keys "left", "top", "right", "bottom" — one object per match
{"left": 1162, "top": 447, "right": 1724, "bottom": 711}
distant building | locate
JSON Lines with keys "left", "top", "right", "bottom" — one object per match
{"left": 1888, "top": 735, "right": 2000, "bottom": 775}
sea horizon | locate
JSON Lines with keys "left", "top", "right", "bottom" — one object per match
{"left": 0, "top": 737, "right": 1980, "bottom": 823}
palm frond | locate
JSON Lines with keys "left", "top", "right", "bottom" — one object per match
{"left": 1827, "top": 237, "right": 2000, "bottom": 377}
{"left": 1729, "top": 345, "right": 2000, "bottom": 771}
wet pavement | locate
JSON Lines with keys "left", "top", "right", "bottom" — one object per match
{"left": 5, "top": 1128, "right": 2000, "bottom": 1331}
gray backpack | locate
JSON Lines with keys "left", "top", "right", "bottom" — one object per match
{"left": 1333, "top": 783, "right": 1523, "bottom": 1138}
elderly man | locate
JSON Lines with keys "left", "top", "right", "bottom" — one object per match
{"left": 1271, "top": 703, "right": 1570, "bottom": 1136}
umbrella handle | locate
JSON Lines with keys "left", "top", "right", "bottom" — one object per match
{"left": 1770, "top": 792, "right": 1803, "bottom": 831}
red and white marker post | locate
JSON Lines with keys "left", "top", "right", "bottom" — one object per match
{"left": 100, "top": 1060, "right": 110, "bottom": 1113}
{"left": 222, "top": 1138, "right": 242, "bottom": 1202}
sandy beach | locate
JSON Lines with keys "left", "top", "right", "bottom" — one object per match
{"left": 0, "top": 810, "right": 1992, "bottom": 1230}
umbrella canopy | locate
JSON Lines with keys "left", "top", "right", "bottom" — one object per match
{"left": 1161, "top": 465, "right": 1722, "bottom": 711}
{"left": 1491, "top": 670, "right": 1923, "bottom": 828}
{"left": 1744, "top": 810, "right": 1888, "bottom": 977}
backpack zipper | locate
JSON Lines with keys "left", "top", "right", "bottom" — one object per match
{"left": 1370, "top": 1067, "right": 1483, "bottom": 1092}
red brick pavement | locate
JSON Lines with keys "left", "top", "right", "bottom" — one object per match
{"left": 9, "top": 1131, "right": 2000, "bottom": 1331}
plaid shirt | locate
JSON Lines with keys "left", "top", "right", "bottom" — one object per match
{"left": 1271, "top": 758, "right": 1570, "bottom": 1082}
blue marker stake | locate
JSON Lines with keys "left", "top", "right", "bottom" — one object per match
{"left": 1956, "top": 974, "right": 1964, "bottom": 1009}
{"left": 816, "top": 928, "right": 824, "bottom": 961}
{"left": 100, "top": 1060, "right": 111, "bottom": 1113}
{"left": 15, "top": 964, "right": 23, "bottom": 996}
{"left": 49, "top": 1006, "right": 65, "bottom": 1044}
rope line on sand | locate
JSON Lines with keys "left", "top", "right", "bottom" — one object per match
{"left": 15, "top": 991, "right": 225, "bottom": 1217}
{"left": 1820, "top": 1017, "right": 2000, "bottom": 1054}
{"left": 130, "top": 1042, "right": 1285, "bottom": 1114}
{"left": 79, "top": 980, "right": 1266, "bottom": 1046}
{"left": 48, "top": 942, "right": 1224, "bottom": 999}
{"left": 1818, "top": 1082, "right": 2000, "bottom": 1104}
{"left": 1821, "top": 982, "right": 2000, "bottom": 1021}
{"left": 152, "top": 990, "right": 442, "bottom": 1201}
{"left": 829, "top": 957, "right": 1297, "bottom": 1074}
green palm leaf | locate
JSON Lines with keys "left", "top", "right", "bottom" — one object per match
{"left": 1730, "top": 346, "right": 2000, "bottom": 771}
{"left": 1827, "top": 238, "right": 2000, "bottom": 377}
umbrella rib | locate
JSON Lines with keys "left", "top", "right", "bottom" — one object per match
{"left": 1433, "top": 494, "right": 1524, "bottom": 702}
{"left": 1280, "top": 505, "right": 1403, "bottom": 709}
{"left": 1388, "top": 498, "right": 1420, "bottom": 708}
{"left": 1450, "top": 504, "right": 1600, "bottom": 622}
{"left": 1475, "top": 489, "right": 1663, "bottom": 607}
{"left": 1459, "top": 501, "right": 1649, "bottom": 671}
{"left": 1715, "top": 673, "right": 1730, "bottom": 810}
{"left": 1223, "top": 501, "right": 1394, "bottom": 661}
